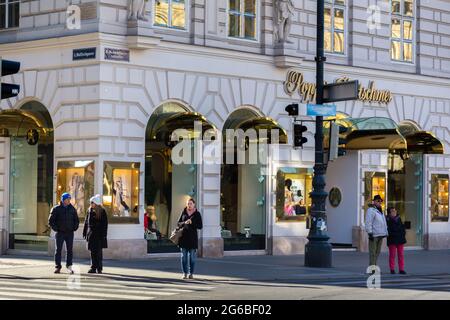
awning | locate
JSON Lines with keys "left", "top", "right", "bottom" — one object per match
{"left": 404, "top": 131, "right": 444, "bottom": 154}
{"left": 335, "top": 117, "right": 444, "bottom": 154}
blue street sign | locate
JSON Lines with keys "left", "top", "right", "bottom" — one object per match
{"left": 306, "top": 104, "right": 337, "bottom": 116}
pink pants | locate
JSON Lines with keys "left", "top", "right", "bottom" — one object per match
{"left": 388, "top": 244, "right": 405, "bottom": 271}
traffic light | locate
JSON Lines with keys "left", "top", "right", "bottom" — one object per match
{"left": 293, "top": 123, "right": 308, "bottom": 148}
{"left": 329, "top": 122, "right": 349, "bottom": 160}
{"left": 285, "top": 103, "right": 299, "bottom": 116}
{"left": 1, "top": 58, "right": 21, "bottom": 100}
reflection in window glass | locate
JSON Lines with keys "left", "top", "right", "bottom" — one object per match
{"left": 324, "top": 30, "right": 332, "bottom": 52}
{"left": 229, "top": 13, "right": 240, "bottom": 38}
{"left": 276, "top": 168, "right": 313, "bottom": 222}
{"left": 392, "top": 0, "right": 400, "bottom": 13}
{"left": 230, "top": 0, "right": 240, "bottom": 11}
{"left": 391, "top": 40, "right": 401, "bottom": 60}
{"left": 391, "top": 19, "right": 401, "bottom": 38}
{"left": 403, "top": 20, "right": 412, "bottom": 40}
{"left": 324, "top": 8, "right": 331, "bottom": 29}
{"left": 171, "top": 0, "right": 186, "bottom": 28}
{"left": 403, "top": 42, "right": 412, "bottom": 61}
{"left": 244, "top": 15, "right": 255, "bottom": 39}
{"left": 325, "top": 1, "right": 345, "bottom": 54}
{"left": 228, "top": 0, "right": 256, "bottom": 40}
{"left": 155, "top": 0, "right": 169, "bottom": 26}
{"left": 431, "top": 174, "right": 449, "bottom": 222}
{"left": 334, "top": 32, "right": 344, "bottom": 53}
{"left": 154, "top": 0, "right": 186, "bottom": 29}
{"left": 404, "top": 0, "right": 413, "bottom": 16}
{"left": 334, "top": 8, "right": 344, "bottom": 30}
{"left": 244, "top": 0, "right": 255, "bottom": 14}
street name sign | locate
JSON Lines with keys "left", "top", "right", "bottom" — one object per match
{"left": 307, "top": 104, "right": 336, "bottom": 116}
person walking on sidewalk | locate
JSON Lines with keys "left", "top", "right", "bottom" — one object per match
{"left": 365, "top": 195, "right": 388, "bottom": 270}
{"left": 83, "top": 194, "right": 108, "bottom": 274}
{"left": 177, "top": 198, "right": 203, "bottom": 280}
{"left": 49, "top": 192, "right": 80, "bottom": 274}
{"left": 386, "top": 207, "right": 407, "bottom": 275}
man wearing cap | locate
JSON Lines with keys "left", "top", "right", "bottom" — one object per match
{"left": 365, "top": 195, "right": 388, "bottom": 270}
{"left": 49, "top": 192, "right": 80, "bottom": 274}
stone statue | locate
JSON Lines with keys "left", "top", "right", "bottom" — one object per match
{"left": 128, "top": 0, "right": 148, "bottom": 21}
{"left": 274, "top": 0, "right": 295, "bottom": 43}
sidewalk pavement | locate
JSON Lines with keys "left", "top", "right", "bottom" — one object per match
{"left": 1, "top": 249, "right": 449, "bottom": 281}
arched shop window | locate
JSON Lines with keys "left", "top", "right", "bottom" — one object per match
{"left": 144, "top": 102, "right": 214, "bottom": 253}
{"left": 0, "top": 101, "right": 54, "bottom": 251}
{"left": 221, "top": 107, "right": 287, "bottom": 251}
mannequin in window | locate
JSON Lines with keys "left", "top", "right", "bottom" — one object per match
{"left": 284, "top": 179, "right": 295, "bottom": 216}
{"left": 113, "top": 176, "right": 130, "bottom": 217}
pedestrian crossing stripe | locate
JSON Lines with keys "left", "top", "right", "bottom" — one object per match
{"left": 0, "top": 277, "right": 215, "bottom": 300}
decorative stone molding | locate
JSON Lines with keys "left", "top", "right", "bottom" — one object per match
{"left": 274, "top": 55, "right": 303, "bottom": 68}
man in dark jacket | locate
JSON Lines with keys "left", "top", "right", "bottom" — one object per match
{"left": 49, "top": 193, "right": 79, "bottom": 274}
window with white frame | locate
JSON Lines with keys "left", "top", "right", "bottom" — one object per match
{"left": 228, "top": 0, "right": 257, "bottom": 40}
{"left": 0, "top": 0, "right": 20, "bottom": 29}
{"left": 324, "top": 0, "right": 345, "bottom": 54}
{"left": 391, "top": 0, "right": 414, "bottom": 62}
{"left": 154, "top": 0, "right": 187, "bottom": 29}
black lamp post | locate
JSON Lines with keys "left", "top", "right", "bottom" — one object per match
{"left": 304, "top": 0, "right": 332, "bottom": 268}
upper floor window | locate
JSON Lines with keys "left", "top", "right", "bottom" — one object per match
{"left": 324, "top": 0, "right": 345, "bottom": 54}
{"left": 0, "top": 0, "right": 20, "bottom": 29}
{"left": 391, "top": 0, "right": 414, "bottom": 63}
{"left": 154, "top": 0, "right": 187, "bottom": 29}
{"left": 228, "top": 0, "right": 257, "bottom": 40}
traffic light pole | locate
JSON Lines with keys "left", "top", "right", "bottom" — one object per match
{"left": 304, "top": 0, "right": 332, "bottom": 267}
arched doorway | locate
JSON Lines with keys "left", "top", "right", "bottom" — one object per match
{"left": 0, "top": 101, "right": 54, "bottom": 251}
{"left": 220, "top": 108, "right": 287, "bottom": 251}
{"left": 144, "top": 102, "right": 214, "bottom": 253}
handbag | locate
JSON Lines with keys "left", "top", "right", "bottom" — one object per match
{"left": 169, "top": 227, "right": 184, "bottom": 245}
{"left": 145, "top": 230, "right": 158, "bottom": 240}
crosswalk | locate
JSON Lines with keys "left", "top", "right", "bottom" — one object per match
{"left": 309, "top": 274, "right": 450, "bottom": 291}
{"left": 0, "top": 275, "right": 215, "bottom": 300}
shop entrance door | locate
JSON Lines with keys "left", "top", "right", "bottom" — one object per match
{"left": 8, "top": 137, "right": 48, "bottom": 250}
{"left": 0, "top": 137, "right": 10, "bottom": 253}
{"left": 387, "top": 153, "right": 423, "bottom": 247}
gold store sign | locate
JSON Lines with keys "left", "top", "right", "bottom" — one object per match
{"left": 284, "top": 70, "right": 393, "bottom": 104}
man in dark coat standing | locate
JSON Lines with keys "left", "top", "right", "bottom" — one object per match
{"left": 83, "top": 194, "right": 108, "bottom": 274}
{"left": 49, "top": 193, "right": 79, "bottom": 274}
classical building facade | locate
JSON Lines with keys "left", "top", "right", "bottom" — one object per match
{"left": 1, "top": 0, "right": 450, "bottom": 259}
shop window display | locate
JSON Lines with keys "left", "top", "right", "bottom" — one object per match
{"left": 103, "top": 162, "right": 140, "bottom": 223}
{"left": 364, "top": 171, "right": 386, "bottom": 212}
{"left": 57, "top": 161, "right": 95, "bottom": 220}
{"left": 431, "top": 174, "right": 449, "bottom": 222}
{"left": 275, "top": 167, "right": 313, "bottom": 222}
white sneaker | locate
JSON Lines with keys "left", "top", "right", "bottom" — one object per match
{"left": 67, "top": 266, "right": 74, "bottom": 274}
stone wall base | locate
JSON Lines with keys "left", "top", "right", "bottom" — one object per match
{"left": 271, "top": 236, "right": 307, "bottom": 255}
{"left": 427, "top": 233, "right": 450, "bottom": 250}
{"left": 199, "top": 237, "right": 224, "bottom": 258}
{"left": 48, "top": 239, "right": 148, "bottom": 260}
